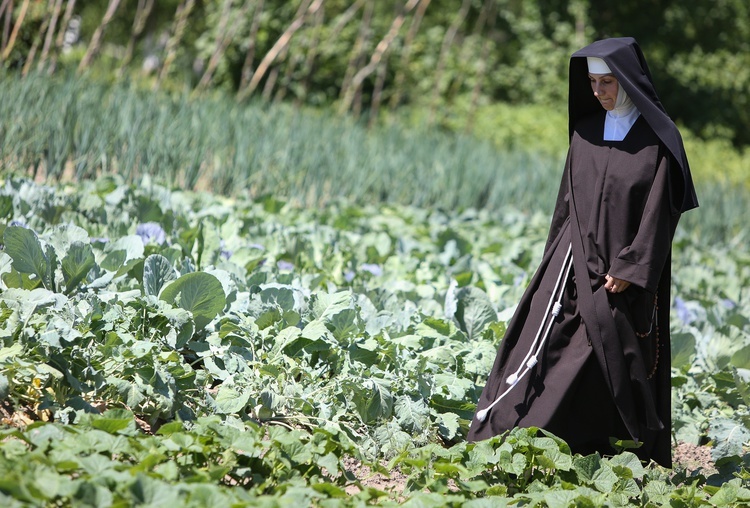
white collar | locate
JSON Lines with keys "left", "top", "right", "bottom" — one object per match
{"left": 604, "top": 87, "right": 640, "bottom": 141}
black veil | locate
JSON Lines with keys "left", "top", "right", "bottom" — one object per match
{"left": 569, "top": 37, "right": 699, "bottom": 213}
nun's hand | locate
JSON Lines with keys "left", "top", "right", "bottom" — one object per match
{"left": 604, "top": 274, "right": 631, "bottom": 293}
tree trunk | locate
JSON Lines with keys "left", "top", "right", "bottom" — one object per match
{"left": 156, "top": 0, "right": 196, "bottom": 88}
{"left": 241, "top": 0, "right": 323, "bottom": 100}
{"left": 327, "top": 0, "right": 362, "bottom": 42}
{"left": 197, "top": 0, "right": 253, "bottom": 91}
{"left": 78, "top": 0, "right": 123, "bottom": 71}
{"left": 296, "top": 1, "right": 324, "bottom": 104}
{"left": 1, "top": 0, "right": 29, "bottom": 62}
{"left": 118, "top": 0, "right": 155, "bottom": 75}
{"left": 37, "top": 0, "right": 64, "bottom": 71}
{"left": 237, "top": 0, "right": 264, "bottom": 96}
{"left": 338, "top": 0, "right": 373, "bottom": 115}
{"left": 0, "top": 0, "right": 13, "bottom": 54}
{"left": 22, "top": 0, "right": 56, "bottom": 76}
{"left": 465, "top": 0, "right": 496, "bottom": 133}
{"left": 339, "top": 0, "right": 420, "bottom": 115}
{"left": 388, "top": 0, "right": 431, "bottom": 110}
{"left": 428, "top": 0, "right": 471, "bottom": 124}
{"left": 46, "top": 0, "right": 76, "bottom": 73}
{"left": 368, "top": 50, "right": 389, "bottom": 127}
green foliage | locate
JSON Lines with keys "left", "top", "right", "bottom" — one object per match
{"left": 1, "top": 72, "right": 747, "bottom": 246}
{"left": 5, "top": 1, "right": 750, "bottom": 149}
{"left": 0, "top": 175, "right": 748, "bottom": 505}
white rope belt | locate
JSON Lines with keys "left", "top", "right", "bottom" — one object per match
{"left": 476, "top": 242, "right": 573, "bottom": 423}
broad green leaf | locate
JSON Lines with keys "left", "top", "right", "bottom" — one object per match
{"left": 455, "top": 286, "right": 497, "bottom": 340}
{"left": 260, "top": 284, "right": 296, "bottom": 312}
{"left": 394, "top": 396, "right": 430, "bottom": 433}
{"left": 3, "top": 226, "right": 48, "bottom": 286}
{"left": 160, "top": 272, "right": 226, "bottom": 330}
{"left": 355, "top": 378, "right": 393, "bottom": 424}
{"left": 212, "top": 385, "right": 250, "bottom": 414}
{"left": 129, "top": 474, "right": 181, "bottom": 506}
{"left": 143, "top": 254, "right": 177, "bottom": 297}
{"left": 607, "top": 451, "right": 646, "bottom": 479}
{"left": 730, "top": 345, "right": 750, "bottom": 370}
{"left": 671, "top": 331, "right": 696, "bottom": 368}
{"left": 709, "top": 417, "right": 750, "bottom": 461}
{"left": 311, "top": 291, "right": 352, "bottom": 320}
{"left": 61, "top": 241, "right": 96, "bottom": 292}
{"left": 591, "top": 464, "right": 619, "bottom": 492}
{"left": 90, "top": 411, "right": 134, "bottom": 435}
{"left": 437, "top": 412, "right": 461, "bottom": 440}
{"left": 46, "top": 223, "right": 90, "bottom": 257}
{"left": 573, "top": 454, "right": 603, "bottom": 484}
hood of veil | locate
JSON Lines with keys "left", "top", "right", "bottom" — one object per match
{"left": 569, "top": 37, "right": 698, "bottom": 213}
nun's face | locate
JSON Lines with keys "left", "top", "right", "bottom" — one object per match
{"left": 589, "top": 73, "right": 618, "bottom": 111}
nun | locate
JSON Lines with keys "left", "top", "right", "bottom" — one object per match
{"left": 468, "top": 37, "right": 698, "bottom": 467}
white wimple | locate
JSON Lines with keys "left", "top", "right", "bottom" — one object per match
{"left": 476, "top": 242, "right": 573, "bottom": 423}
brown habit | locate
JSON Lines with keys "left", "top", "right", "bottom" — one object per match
{"left": 468, "top": 38, "right": 698, "bottom": 468}
{"left": 468, "top": 112, "right": 679, "bottom": 467}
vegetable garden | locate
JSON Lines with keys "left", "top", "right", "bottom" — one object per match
{"left": 0, "top": 164, "right": 749, "bottom": 505}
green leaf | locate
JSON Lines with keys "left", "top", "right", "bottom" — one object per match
{"left": 212, "top": 385, "right": 250, "bottom": 414}
{"left": 3, "top": 226, "right": 48, "bottom": 286}
{"left": 709, "top": 417, "right": 750, "bottom": 461}
{"left": 61, "top": 241, "right": 96, "bottom": 293}
{"left": 607, "top": 452, "right": 646, "bottom": 479}
{"left": 730, "top": 345, "right": 750, "bottom": 370}
{"left": 394, "top": 396, "right": 430, "bottom": 433}
{"left": 311, "top": 291, "right": 352, "bottom": 321}
{"left": 143, "top": 254, "right": 177, "bottom": 297}
{"left": 89, "top": 410, "right": 135, "bottom": 435}
{"left": 355, "top": 378, "right": 393, "bottom": 424}
{"left": 671, "top": 331, "right": 697, "bottom": 368}
{"left": 160, "top": 272, "right": 226, "bottom": 330}
{"left": 455, "top": 286, "right": 497, "bottom": 340}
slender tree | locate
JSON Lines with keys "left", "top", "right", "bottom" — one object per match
{"left": 237, "top": 0, "right": 265, "bottom": 96}
{"left": 465, "top": 0, "right": 496, "bottom": 133}
{"left": 22, "top": 0, "right": 57, "bottom": 76}
{"left": 1, "top": 0, "right": 29, "bottom": 62}
{"left": 197, "top": 0, "right": 254, "bottom": 91}
{"left": 388, "top": 0, "right": 431, "bottom": 110}
{"left": 241, "top": 0, "right": 323, "bottom": 100}
{"left": 78, "top": 0, "right": 123, "bottom": 71}
{"left": 428, "top": 0, "right": 471, "bottom": 124}
{"left": 156, "top": 0, "right": 196, "bottom": 88}
{"left": 118, "top": 0, "right": 155, "bottom": 75}
{"left": 0, "top": 0, "right": 13, "bottom": 54}
{"left": 338, "top": 0, "right": 374, "bottom": 116}
{"left": 339, "top": 0, "right": 420, "bottom": 115}
{"left": 297, "top": 0, "right": 325, "bottom": 104}
{"left": 37, "top": 0, "right": 64, "bottom": 71}
{"left": 47, "top": 0, "right": 76, "bottom": 73}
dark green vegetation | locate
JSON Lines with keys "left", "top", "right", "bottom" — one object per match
{"left": 0, "top": 176, "right": 749, "bottom": 505}
{"left": 3, "top": 0, "right": 750, "bottom": 146}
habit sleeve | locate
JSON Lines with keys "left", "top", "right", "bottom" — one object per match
{"left": 607, "top": 149, "right": 680, "bottom": 293}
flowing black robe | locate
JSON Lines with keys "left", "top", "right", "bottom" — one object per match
{"left": 468, "top": 111, "right": 680, "bottom": 467}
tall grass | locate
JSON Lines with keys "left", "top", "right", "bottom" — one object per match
{"left": 0, "top": 72, "right": 745, "bottom": 243}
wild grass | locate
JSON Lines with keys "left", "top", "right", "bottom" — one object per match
{"left": 0, "top": 71, "right": 745, "bottom": 243}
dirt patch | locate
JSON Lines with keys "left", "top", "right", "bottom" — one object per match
{"left": 672, "top": 441, "right": 716, "bottom": 474}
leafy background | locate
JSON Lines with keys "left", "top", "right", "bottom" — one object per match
{"left": 0, "top": 175, "right": 749, "bottom": 505}
{"left": 1, "top": 0, "right": 750, "bottom": 505}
